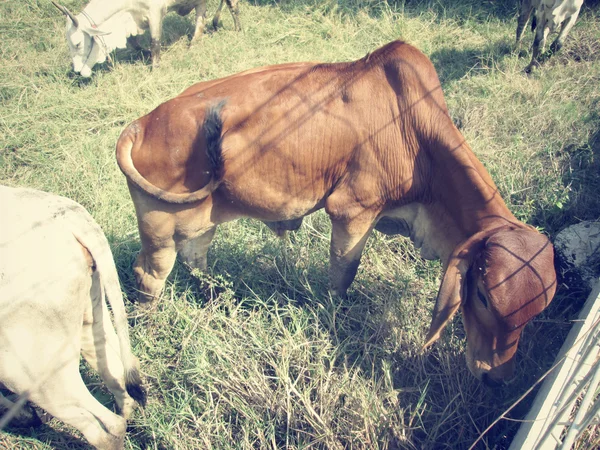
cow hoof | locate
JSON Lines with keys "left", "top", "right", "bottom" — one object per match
{"left": 329, "top": 288, "right": 348, "bottom": 299}
{"left": 136, "top": 295, "right": 159, "bottom": 310}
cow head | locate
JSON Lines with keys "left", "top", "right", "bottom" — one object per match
{"left": 423, "top": 226, "right": 556, "bottom": 385}
{"left": 52, "top": 2, "right": 110, "bottom": 77}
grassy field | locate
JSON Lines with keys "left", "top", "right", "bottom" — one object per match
{"left": 1, "top": 0, "right": 599, "bottom": 448}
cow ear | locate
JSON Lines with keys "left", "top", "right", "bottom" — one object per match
{"left": 81, "top": 26, "right": 111, "bottom": 37}
{"left": 422, "top": 252, "right": 470, "bottom": 349}
{"left": 422, "top": 228, "right": 500, "bottom": 349}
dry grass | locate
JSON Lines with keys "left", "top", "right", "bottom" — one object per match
{"left": 1, "top": 0, "right": 599, "bottom": 449}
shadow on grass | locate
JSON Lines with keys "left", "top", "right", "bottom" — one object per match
{"left": 541, "top": 127, "right": 600, "bottom": 234}
{"left": 430, "top": 39, "right": 514, "bottom": 85}
{"left": 107, "top": 219, "right": 583, "bottom": 449}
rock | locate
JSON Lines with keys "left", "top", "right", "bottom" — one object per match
{"left": 554, "top": 221, "right": 600, "bottom": 290}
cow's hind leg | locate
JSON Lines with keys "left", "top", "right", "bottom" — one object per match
{"left": 192, "top": 1, "right": 208, "bottom": 42}
{"left": 80, "top": 275, "right": 136, "bottom": 419}
{"left": 148, "top": 8, "right": 166, "bottom": 68}
{"left": 0, "top": 391, "right": 42, "bottom": 428}
{"left": 28, "top": 361, "right": 127, "bottom": 450}
{"left": 134, "top": 242, "right": 177, "bottom": 304}
{"left": 179, "top": 226, "right": 216, "bottom": 271}
{"left": 328, "top": 214, "right": 376, "bottom": 297}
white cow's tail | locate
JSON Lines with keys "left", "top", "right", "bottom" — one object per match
{"left": 73, "top": 222, "right": 147, "bottom": 408}
{"left": 115, "top": 101, "right": 226, "bottom": 204}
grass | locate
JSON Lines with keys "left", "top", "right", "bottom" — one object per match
{"left": 1, "top": 0, "right": 599, "bottom": 449}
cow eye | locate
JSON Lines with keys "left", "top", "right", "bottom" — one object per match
{"left": 477, "top": 290, "right": 488, "bottom": 308}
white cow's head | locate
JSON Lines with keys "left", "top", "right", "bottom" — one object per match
{"left": 52, "top": 2, "right": 110, "bottom": 77}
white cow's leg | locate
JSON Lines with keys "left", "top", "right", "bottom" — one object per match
{"left": 328, "top": 215, "right": 375, "bottom": 297}
{"left": 515, "top": 0, "right": 533, "bottom": 45}
{"left": 80, "top": 276, "right": 136, "bottom": 419}
{"left": 227, "top": 0, "right": 242, "bottom": 31}
{"left": 0, "top": 392, "right": 41, "bottom": 427}
{"left": 192, "top": 1, "right": 208, "bottom": 42}
{"left": 179, "top": 226, "right": 216, "bottom": 271}
{"left": 27, "top": 361, "right": 126, "bottom": 450}
{"left": 550, "top": 11, "right": 580, "bottom": 54}
{"left": 526, "top": 20, "right": 550, "bottom": 73}
{"left": 148, "top": 8, "right": 165, "bottom": 68}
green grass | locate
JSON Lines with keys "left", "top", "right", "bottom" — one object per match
{"left": 1, "top": 0, "right": 599, "bottom": 449}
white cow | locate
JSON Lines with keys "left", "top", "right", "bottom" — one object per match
{"left": 516, "top": 0, "right": 584, "bottom": 72}
{"left": 0, "top": 186, "right": 146, "bottom": 450}
{"left": 52, "top": 0, "right": 241, "bottom": 77}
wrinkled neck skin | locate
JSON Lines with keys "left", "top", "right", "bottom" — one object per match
{"left": 79, "top": 0, "right": 132, "bottom": 26}
{"left": 380, "top": 202, "right": 465, "bottom": 266}
{"left": 380, "top": 144, "right": 518, "bottom": 268}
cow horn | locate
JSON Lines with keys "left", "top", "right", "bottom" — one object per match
{"left": 51, "top": 1, "right": 79, "bottom": 28}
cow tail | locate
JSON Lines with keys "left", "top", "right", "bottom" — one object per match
{"left": 115, "top": 112, "right": 223, "bottom": 204}
{"left": 204, "top": 100, "right": 226, "bottom": 180}
{"left": 99, "top": 247, "right": 147, "bottom": 407}
{"left": 73, "top": 220, "right": 147, "bottom": 408}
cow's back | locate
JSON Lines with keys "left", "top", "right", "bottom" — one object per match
{"left": 133, "top": 41, "right": 452, "bottom": 218}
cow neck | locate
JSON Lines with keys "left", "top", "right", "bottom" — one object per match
{"left": 429, "top": 138, "right": 517, "bottom": 236}
{"left": 80, "top": 0, "right": 128, "bottom": 26}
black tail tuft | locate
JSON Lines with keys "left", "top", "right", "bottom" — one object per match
{"left": 203, "top": 100, "right": 226, "bottom": 179}
{"left": 126, "top": 370, "right": 147, "bottom": 407}
{"left": 531, "top": 15, "right": 537, "bottom": 32}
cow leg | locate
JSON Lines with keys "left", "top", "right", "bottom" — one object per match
{"left": 134, "top": 242, "right": 177, "bottom": 304}
{"left": 328, "top": 216, "right": 375, "bottom": 297}
{"left": 213, "top": 0, "right": 240, "bottom": 31}
{"left": 226, "top": 0, "right": 242, "bottom": 32}
{"left": 179, "top": 226, "right": 216, "bottom": 271}
{"left": 550, "top": 11, "right": 580, "bottom": 54}
{"left": 80, "top": 277, "right": 136, "bottom": 419}
{"left": 27, "top": 361, "right": 127, "bottom": 450}
{"left": 192, "top": 1, "right": 208, "bottom": 42}
{"left": 212, "top": 0, "right": 225, "bottom": 29}
{"left": 0, "top": 392, "right": 42, "bottom": 428}
{"left": 516, "top": 0, "right": 533, "bottom": 45}
{"left": 148, "top": 9, "right": 165, "bottom": 68}
{"left": 525, "top": 20, "right": 549, "bottom": 73}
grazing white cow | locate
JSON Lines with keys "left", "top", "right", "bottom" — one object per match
{"left": 516, "top": 0, "right": 584, "bottom": 72}
{"left": 0, "top": 186, "right": 146, "bottom": 450}
{"left": 52, "top": 0, "right": 241, "bottom": 77}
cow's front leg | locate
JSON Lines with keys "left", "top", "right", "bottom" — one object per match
{"left": 515, "top": 0, "right": 533, "bottom": 46}
{"left": 328, "top": 216, "right": 375, "bottom": 297}
{"left": 179, "top": 226, "right": 216, "bottom": 271}
{"left": 192, "top": 1, "right": 208, "bottom": 42}
{"left": 550, "top": 11, "right": 580, "bottom": 54}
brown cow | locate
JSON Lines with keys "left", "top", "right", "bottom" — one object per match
{"left": 116, "top": 41, "right": 557, "bottom": 384}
